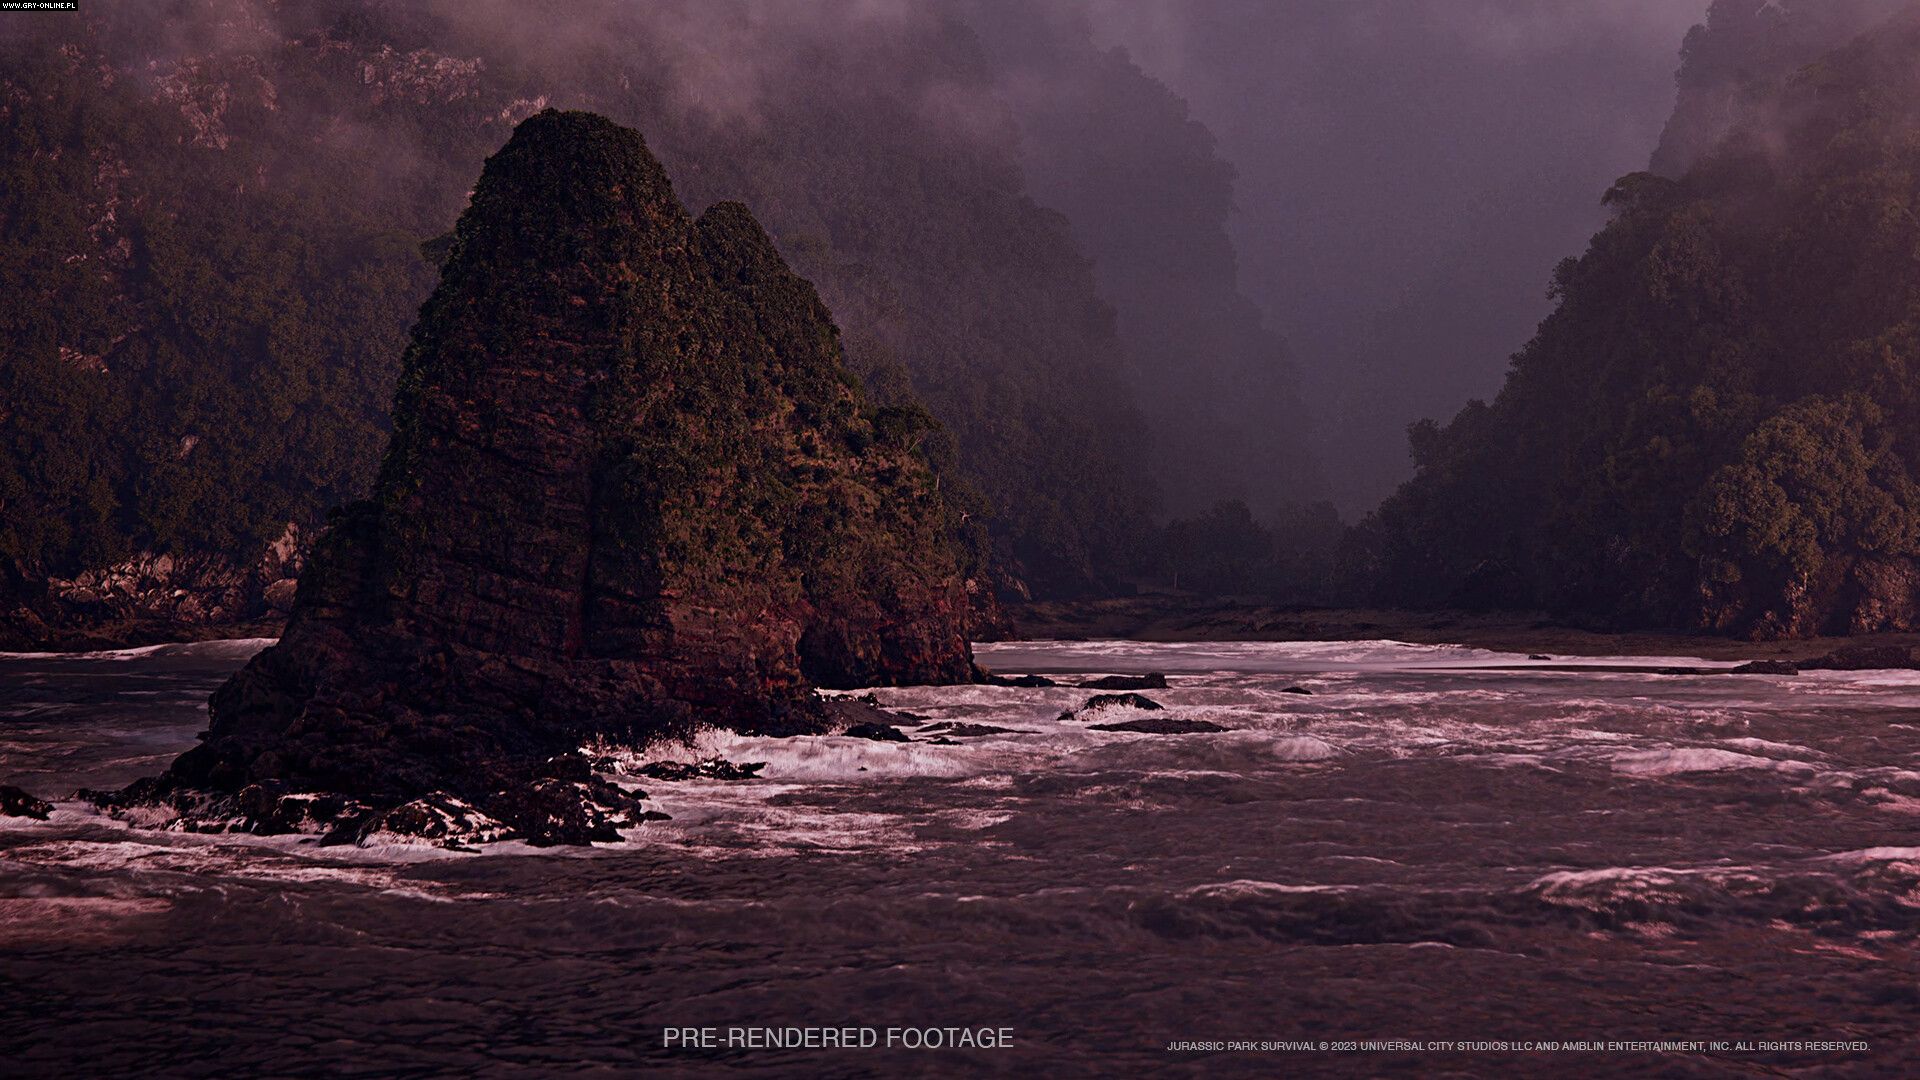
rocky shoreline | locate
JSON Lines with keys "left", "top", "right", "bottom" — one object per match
{"left": 0, "top": 616, "right": 287, "bottom": 655}
{"left": 0, "top": 530, "right": 303, "bottom": 653}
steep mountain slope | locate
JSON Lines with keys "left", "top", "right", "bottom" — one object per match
{"left": 1653, "top": 0, "right": 1909, "bottom": 177}
{"left": 1361, "top": 3, "right": 1920, "bottom": 637}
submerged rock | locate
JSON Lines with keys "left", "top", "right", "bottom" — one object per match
{"left": 0, "top": 785, "right": 52, "bottom": 820}
{"left": 1730, "top": 660, "right": 1799, "bottom": 675}
{"left": 1088, "top": 717, "right": 1226, "bottom": 734}
{"left": 842, "top": 722, "right": 911, "bottom": 743}
{"left": 918, "top": 722, "right": 1026, "bottom": 738}
{"left": 1280, "top": 685, "right": 1314, "bottom": 695}
{"left": 127, "top": 111, "right": 974, "bottom": 843}
{"left": 1079, "top": 673, "right": 1167, "bottom": 690}
{"left": 984, "top": 673, "right": 1057, "bottom": 688}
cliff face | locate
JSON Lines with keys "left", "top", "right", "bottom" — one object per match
{"left": 159, "top": 111, "right": 973, "bottom": 824}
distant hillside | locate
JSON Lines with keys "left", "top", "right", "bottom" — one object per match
{"left": 1357, "top": 3, "right": 1920, "bottom": 637}
{"left": 967, "top": 4, "right": 1328, "bottom": 524}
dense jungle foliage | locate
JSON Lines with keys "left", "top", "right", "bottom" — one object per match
{"left": 1357, "top": 2, "right": 1920, "bottom": 636}
{"left": 2, "top": 0, "right": 1282, "bottom": 602}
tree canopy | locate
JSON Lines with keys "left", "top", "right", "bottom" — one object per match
{"left": 1359, "top": 5, "right": 1920, "bottom": 637}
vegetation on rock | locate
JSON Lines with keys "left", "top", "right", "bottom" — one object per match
{"left": 140, "top": 111, "right": 973, "bottom": 841}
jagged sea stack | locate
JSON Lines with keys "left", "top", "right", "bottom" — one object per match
{"left": 154, "top": 111, "right": 973, "bottom": 832}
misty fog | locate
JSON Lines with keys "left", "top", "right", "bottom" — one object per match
{"left": 1077, "top": 0, "right": 1713, "bottom": 515}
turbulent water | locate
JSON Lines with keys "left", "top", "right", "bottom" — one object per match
{"left": 2, "top": 638, "right": 1917, "bottom": 1077}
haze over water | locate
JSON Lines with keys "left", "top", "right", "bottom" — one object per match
{"left": 2, "top": 638, "right": 1915, "bottom": 1075}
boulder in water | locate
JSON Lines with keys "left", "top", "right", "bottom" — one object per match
{"left": 1730, "top": 660, "right": 1799, "bottom": 675}
{"left": 635, "top": 759, "right": 765, "bottom": 782}
{"left": 1058, "top": 692, "right": 1164, "bottom": 721}
{"left": 918, "top": 722, "right": 1025, "bottom": 738}
{"left": 984, "top": 673, "right": 1057, "bottom": 688}
{"left": 1079, "top": 673, "right": 1167, "bottom": 690}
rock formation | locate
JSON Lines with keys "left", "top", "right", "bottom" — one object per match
{"left": 0, "top": 526, "right": 304, "bottom": 651}
{"left": 125, "top": 110, "right": 974, "bottom": 843}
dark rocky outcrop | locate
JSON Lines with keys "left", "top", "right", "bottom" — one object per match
{"left": 0, "top": 785, "right": 53, "bottom": 820}
{"left": 633, "top": 759, "right": 765, "bottom": 783}
{"left": 1058, "top": 692, "right": 1164, "bottom": 722}
{"left": 820, "top": 696, "right": 929, "bottom": 732}
{"left": 0, "top": 529, "right": 304, "bottom": 651}
{"left": 327, "top": 793, "right": 517, "bottom": 849}
{"left": 842, "top": 723, "right": 911, "bottom": 743}
{"left": 123, "top": 111, "right": 973, "bottom": 843}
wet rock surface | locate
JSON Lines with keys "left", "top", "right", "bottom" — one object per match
{"left": 1086, "top": 717, "right": 1227, "bottom": 734}
{"left": 632, "top": 759, "right": 765, "bottom": 782}
{"left": 0, "top": 785, "right": 52, "bottom": 820}
{"left": 1058, "top": 692, "right": 1164, "bottom": 721}
{"left": 330, "top": 793, "right": 514, "bottom": 850}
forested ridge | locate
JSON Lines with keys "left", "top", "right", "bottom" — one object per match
{"left": 1359, "top": 1, "right": 1920, "bottom": 638}
{"left": 1, "top": 0, "right": 1322, "bottom": 632}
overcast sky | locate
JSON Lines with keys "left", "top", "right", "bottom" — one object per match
{"left": 1077, "top": 0, "right": 1714, "bottom": 514}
